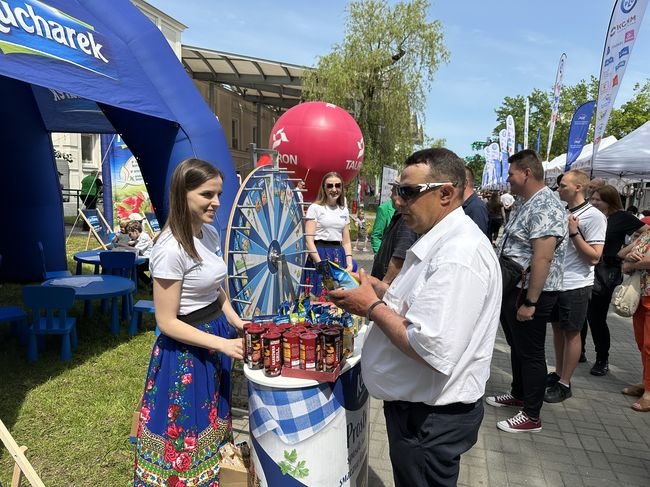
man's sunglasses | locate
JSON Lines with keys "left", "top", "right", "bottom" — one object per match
{"left": 326, "top": 183, "right": 342, "bottom": 189}
{"left": 391, "top": 182, "right": 456, "bottom": 200}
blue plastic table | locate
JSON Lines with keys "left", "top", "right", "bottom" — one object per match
{"left": 74, "top": 249, "right": 147, "bottom": 275}
{"left": 42, "top": 275, "right": 135, "bottom": 335}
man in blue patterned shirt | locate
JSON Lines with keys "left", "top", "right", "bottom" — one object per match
{"left": 486, "top": 149, "right": 567, "bottom": 433}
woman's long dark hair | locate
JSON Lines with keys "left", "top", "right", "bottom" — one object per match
{"left": 165, "top": 158, "right": 223, "bottom": 261}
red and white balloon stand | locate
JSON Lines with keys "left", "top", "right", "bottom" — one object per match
{"left": 266, "top": 101, "right": 364, "bottom": 203}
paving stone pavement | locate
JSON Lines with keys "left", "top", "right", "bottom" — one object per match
{"left": 231, "top": 248, "right": 650, "bottom": 486}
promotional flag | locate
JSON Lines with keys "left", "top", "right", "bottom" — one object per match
{"left": 524, "top": 97, "right": 530, "bottom": 149}
{"left": 102, "top": 134, "right": 155, "bottom": 227}
{"left": 536, "top": 129, "right": 541, "bottom": 153}
{"left": 485, "top": 143, "right": 501, "bottom": 189}
{"left": 565, "top": 100, "right": 596, "bottom": 171}
{"left": 546, "top": 53, "right": 567, "bottom": 161}
{"left": 591, "top": 0, "right": 648, "bottom": 168}
{"left": 499, "top": 129, "right": 508, "bottom": 187}
{"left": 506, "top": 115, "right": 516, "bottom": 156}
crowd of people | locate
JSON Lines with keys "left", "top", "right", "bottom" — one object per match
{"left": 131, "top": 149, "right": 650, "bottom": 486}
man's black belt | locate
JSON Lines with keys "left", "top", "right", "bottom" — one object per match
{"left": 390, "top": 399, "right": 481, "bottom": 415}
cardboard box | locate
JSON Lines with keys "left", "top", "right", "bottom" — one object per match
{"left": 280, "top": 361, "right": 344, "bottom": 382}
{"left": 218, "top": 443, "right": 250, "bottom": 487}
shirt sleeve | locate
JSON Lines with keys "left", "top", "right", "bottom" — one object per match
{"left": 305, "top": 204, "right": 320, "bottom": 221}
{"left": 150, "top": 238, "right": 185, "bottom": 280}
{"left": 370, "top": 205, "right": 391, "bottom": 253}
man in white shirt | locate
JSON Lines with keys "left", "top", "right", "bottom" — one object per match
{"left": 329, "top": 148, "right": 501, "bottom": 487}
{"left": 501, "top": 190, "right": 515, "bottom": 223}
{"left": 545, "top": 170, "right": 606, "bottom": 402}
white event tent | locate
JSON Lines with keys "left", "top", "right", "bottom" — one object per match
{"left": 585, "top": 120, "right": 650, "bottom": 181}
{"left": 544, "top": 136, "right": 618, "bottom": 185}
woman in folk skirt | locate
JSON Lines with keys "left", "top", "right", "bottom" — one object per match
{"left": 134, "top": 159, "right": 245, "bottom": 486}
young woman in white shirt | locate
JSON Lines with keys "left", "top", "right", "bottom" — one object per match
{"left": 304, "top": 172, "right": 354, "bottom": 298}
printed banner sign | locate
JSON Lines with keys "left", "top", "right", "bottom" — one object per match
{"left": 524, "top": 97, "right": 530, "bottom": 150}
{"left": 565, "top": 100, "right": 596, "bottom": 170}
{"left": 103, "top": 134, "right": 154, "bottom": 226}
{"left": 592, "top": 0, "right": 648, "bottom": 167}
{"left": 546, "top": 53, "right": 567, "bottom": 161}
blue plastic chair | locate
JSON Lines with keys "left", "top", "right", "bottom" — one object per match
{"left": 99, "top": 251, "right": 136, "bottom": 320}
{"left": 0, "top": 305, "right": 28, "bottom": 343}
{"left": 129, "top": 299, "right": 158, "bottom": 336}
{"left": 38, "top": 241, "right": 72, "bottom": 280}
{"left": 23, "top": 286, "right": 77, "bottom": 362}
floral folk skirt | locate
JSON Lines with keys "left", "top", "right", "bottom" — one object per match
{"left": 134, "top": 315, "right": 237, "bottom": 486}
{"left": 303, "top": 244, "right": 347, "bottom": 299}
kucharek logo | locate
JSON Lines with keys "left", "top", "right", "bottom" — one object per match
{"left": 0, "top": 0, "right": 116, "bottom": 78}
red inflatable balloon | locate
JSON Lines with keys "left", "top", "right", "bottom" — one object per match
{"left": 269, "top": 101, "right": 364, "bottom": 203}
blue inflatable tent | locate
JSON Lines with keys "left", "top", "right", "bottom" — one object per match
{"left": 0, "top": 0, "right": 237, "bottom": 282}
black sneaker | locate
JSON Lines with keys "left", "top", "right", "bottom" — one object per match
{"left": 544, "top": 382, "right": 572, "bottom": 403}
{"left": 579, "top": 352, "right": 587, "bottom": 363}
{"left": 546, "top": 372, "right": 561, "bottom": 387}
{"left": 590, "top": 360, "right": 609, "bottom": 376}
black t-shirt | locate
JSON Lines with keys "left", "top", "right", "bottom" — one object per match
{"left": 602, "top": 210, "right": 645, "bottom": 261}
{"left": 371, "top": 213, "right": 419, "bottom": 280}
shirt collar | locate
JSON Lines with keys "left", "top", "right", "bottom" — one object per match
{"left": 410, "top": 207, "right": 466, "bottom": 261}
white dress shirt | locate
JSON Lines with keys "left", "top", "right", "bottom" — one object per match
{"left": 361, "top": 207, "right": 502, "bottom": 405}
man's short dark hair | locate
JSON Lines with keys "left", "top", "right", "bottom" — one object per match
{"left": 508, "top": 149, "right": 544, "bottom": 181}
{"left": 465, "top": 166, "right": 474, "bottom": 180}
{"left": 404, "top": 148, "right": 466, "bottom": 192}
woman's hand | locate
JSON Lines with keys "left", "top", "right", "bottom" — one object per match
{"left": 218, "top": 337, "right": 244, "bottom": 360}
{"left": 625, "top": 249, "right": 644, "bottom": 263}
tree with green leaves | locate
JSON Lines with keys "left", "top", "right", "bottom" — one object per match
{"left": 464, "top": 154, "right": 485, "bottom": 186}
{"left": 492, "top": 75, "right": 649, "bottom": 161}
{"left": 302, "top": 0, "right": 449, "bottom": 178}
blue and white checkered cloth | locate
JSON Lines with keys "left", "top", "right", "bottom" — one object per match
{"left": 248, "top": 382, "right": 342, "bottom": 445}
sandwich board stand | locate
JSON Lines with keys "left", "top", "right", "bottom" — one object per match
{"left": 225, "top": 149, "right": 370, "bottom": 486}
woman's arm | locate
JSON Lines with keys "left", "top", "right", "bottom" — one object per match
{"left": 218, "top": 288, "right": 245, "bottom": 332}
{"left": 304, "top": 219, "right": 320, "bottom": 263}
{"left": 153, "top": 278, "right": 243, "bottom": 359}
{"left": 341, "top": 223, "right": 353, "bottom": 270}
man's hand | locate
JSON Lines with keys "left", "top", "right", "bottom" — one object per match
{"left": 516, "top": 304, "right": 535, "bottom": 322}
{"left": 328, "top": 269, "right": 380, "bottom": 317}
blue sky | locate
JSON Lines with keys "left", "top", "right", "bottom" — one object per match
{"left": 147, "top": 0, "right": 650, "bottom": 159}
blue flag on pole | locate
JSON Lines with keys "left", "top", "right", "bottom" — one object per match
{"left": 536, "top": 129, "right": 541, "bottom": 153}
{"left": 565, "top": 100, "right": 596, "bottom": 171}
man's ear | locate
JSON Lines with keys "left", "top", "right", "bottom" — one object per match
{"left": 439, "top": 185, "right": 456, "bottom": 205}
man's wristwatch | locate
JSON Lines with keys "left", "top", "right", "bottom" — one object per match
{"left": 522, "top": 297, "right": 537, "bottom": 307}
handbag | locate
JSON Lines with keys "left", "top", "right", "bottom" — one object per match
{"left": 499, "top": 254, "right": 527, "bottom": 295}
{"left": 593, "top": 262, "right": 623, "bottom": 296}
{"left": 611, "top": 272, "right": 641, "bottom": 317}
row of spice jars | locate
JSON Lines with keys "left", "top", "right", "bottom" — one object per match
{"left": 244, "top": 322, "right": 354, "bottom": 377}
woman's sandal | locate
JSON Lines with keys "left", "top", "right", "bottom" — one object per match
{"left": 622, "top": 385, "right": 645, "bottom": 397}
{"left": 631, "top": 397, "right": 650, "bottom": 412}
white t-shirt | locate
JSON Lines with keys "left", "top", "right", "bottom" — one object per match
{"left": 149, "top": 224, "right": 226, "bottom": 315}
{"left": 361, "top": 208, "right": 502, "bottom": 405}
{"left": 562, "top": 202, "right": 607, "bottom": 290}
{"left": 305, "top": 203, "right": 349, "bottom": 242}
{"left": 134, "top": 232, "right": 153, "bottom": 258}
{"left": 500, "top": 192, "right": 515, "bottom": 209}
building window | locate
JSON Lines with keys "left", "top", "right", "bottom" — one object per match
{"left": 252, "top": 126, "right": 258, "bottom": 145}
{"left": 81, "top": 134, "right": 97, "bottom": 167}
{"left": 232, "top": 119, "right": 240, "bottom": 150}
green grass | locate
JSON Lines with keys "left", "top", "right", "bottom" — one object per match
{"left": 0, "top": 235, "right": 156, "bottom": 485}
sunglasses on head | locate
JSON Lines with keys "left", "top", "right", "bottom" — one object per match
{"left": 391, "top": 181, "right": 456, "bottom": 200}
{"left": 326, "top": 182, "right": 342, "bottom": 189}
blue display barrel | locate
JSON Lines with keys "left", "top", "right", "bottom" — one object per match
{"left": 244, "top": 328, "right": 369, "bottom": 486}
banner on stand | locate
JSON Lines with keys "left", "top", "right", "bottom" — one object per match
{"left": 565, "top": 100, "right": 596, "bottom": 171}
{"left": 546, "top": 53, "right": 567, "bottom": 162}
{"left": 102, "top": 134, "right": 154, "bottom": 227}
{"left": 591, "top": 0, "right": 648, "bottom": 169}
{"left": 524, "top": 97, "right": 530, "bottom": 150}
{"left": 499, "top": 129, "right": 509, "bottom": 187}
{"left": 378, "top": 166, "right": 399, "bottom": 205}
